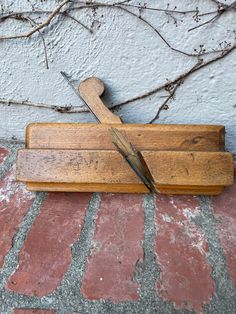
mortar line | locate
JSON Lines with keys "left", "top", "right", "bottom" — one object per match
{"left": 0, "top": 142, "right": 22, "bottom": 180}
{"left": 0, "top": 193, "right": 46, "bottom": 288}
{"left": 196, "top": 196, "right": 236, "bottom": 314}
{"left": 0, "top": 192, "right": 48, "bottom": 313}
{"left": 0, "top": 192, "right": 196, "bottom": 314}
{"left": 51, "top": 192, "right": 102, "bottom": 314}
{"left": 139, "top": 194, "right": 185, "bottom": 314}
{"left": 2, "top": 193, "right": 102, "bottom": 314}
{"left": 0, "top": 291, "right": 56, "bottom": 314}
{"left": 139, "top": 194, "right": 160, "bottom": 298}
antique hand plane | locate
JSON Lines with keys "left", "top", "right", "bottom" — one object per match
{"left": 16, "top": 77, "right": 234, "bottom": 195}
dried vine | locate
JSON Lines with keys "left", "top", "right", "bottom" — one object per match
{"left": 0, "top": 0, "right": 235, "bottom": 123}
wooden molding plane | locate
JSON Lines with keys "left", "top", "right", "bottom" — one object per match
{"left": 16, "top": 77, "right": 234, "bottom": 195}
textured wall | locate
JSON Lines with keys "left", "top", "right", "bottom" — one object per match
{"left": 0, "top": 0, "right": 236, "bottom": 153}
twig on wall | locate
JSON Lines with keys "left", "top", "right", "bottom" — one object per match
{"left": 0, "top": 40, "right": 235, "bottom": 120}
{"left": 189, "top": 0, "right": 236, "bottom": 32}
{"left": 149, "top": 43, "right": 236, "bottom": 121}
{"left": 113, "top": 41, "right": 236, "bottom": 104}
{"left": 0, "top": 98, "right": 88, "bottom": 113}
{"left": 0, "top": 1, "right": 232, "bottom": 58}
{"left": 26, "top": 16, "right": 49, "bottom": 69}
{"left": 0, "top": 0, "right": 235, "bottom": 122}
{"left": 62, "top": 11, "right": 93, "bottom": 33}
{"left": 0, "top": 0, "right": 70, "bottom": 40}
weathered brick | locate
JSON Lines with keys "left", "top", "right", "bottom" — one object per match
{"left": 0, "top": 146, "right": 9, "bottom": 165}
{"left": 0, "top": 167, "right": 35, "bottom": 268}
{"left": 81, "top": 193, "right": 144, "bottom": 301}
{"left": 14, "top": 310, "right": 55, "bottom": 314}
{"left": 7, "top": 192, "right": 92, "bottom": 296}
{"left": 212, "top": 166, "right": 236, "bottom": 284}
{"left": 155, "top": 195, "right": 215, "bottom": 313}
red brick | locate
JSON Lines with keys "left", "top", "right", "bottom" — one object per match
{"left": 212, "top": 165, "right": 236, "bottom": 284}
{"left": 155, "top": 195, "right": 215, "bottom": 313}
{"left": 7, "top": 192, "right": 92, "bottom": 296}
{"left": 14, "top": 310, "right": 55, "bottom": 314}
{"left": 0, "top": 146, "right": 9, "bottom": 165}
{"left": 81, "top": 193, "right": 144, "bottom": 301}
{"left": 0, "top": 167, "right": 35, "bottom": 268}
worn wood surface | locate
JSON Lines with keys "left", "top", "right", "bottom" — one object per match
{"left": 141, "top": 151, "right": 233, "bottom": 186}
{"left": 78, "top": 77, "right": 122, "bottom": 124}
{"left": 25, "top": 182, "right": 224, "bottom": 195}
{"left": 17, "top": 75, "right": 231, "bottom": 195}
{"left": 17, "top": 149, "right": 233, "bottom": 194}
{"left": 110, "top": 127, "right": 157, "bottom": 192}
{"left": 26, "top": 123, "right": 225, "bottom": 151}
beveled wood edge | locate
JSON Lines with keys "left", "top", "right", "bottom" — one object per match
{"left": 26, "top": 182, "right": 224, "bottom": 195}
{"left": 25, "top": 122, "right": 225, "bottom": 151}
{"left": 26, "top": 122, "right": 225, "bottom": 132}
{"left": 17, "top": 148, "right": 234, "bottom": 185}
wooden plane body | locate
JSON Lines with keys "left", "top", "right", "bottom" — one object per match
{"left": 17, "top": 123, "right": 234, "bottom": 195}
{"left": 16, "top": 76, "right": 234, "bottom": 195}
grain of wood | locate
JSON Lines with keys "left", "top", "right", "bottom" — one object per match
{"left": 78, "top": 77, "right": 122, "bottom": 124}
{"left": 110, "top": 127, "right": 157, "bottom": 192}
{"left": 78, "top": 76, "right": 157, "bottom": 191}
{"left": 141, "top": 151, "right": 233, "bottom": 186}
{"left": 25, "top": 182, "right": 223, "bottom": 195}
{"left": 26, "top": 123, "right": 225, "bottom": 151}
{"left": 16, "top": 149, "right": 233, "bottom": 194}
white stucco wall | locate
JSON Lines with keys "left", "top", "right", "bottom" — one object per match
{"left": 0, "top": 0, "right": 236, "bottom": 153}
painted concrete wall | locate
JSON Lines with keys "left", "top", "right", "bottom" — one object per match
{"left": 0, "top": 0, "right": 236, "bottom": 153}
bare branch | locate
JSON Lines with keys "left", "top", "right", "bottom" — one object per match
{"left": 0, "top": 0, "right": 70, "bottom": 40}
{"left": 188, "top": 14, "right": 219, "bottom": 32}
{"left": 0, "top": 1, "right": 232, "bottom": 58}
{"left": 189, "top": 0, "right": 236, "bottom": 32}
{"left": 0, "top": 98, "right": 88, "bottom": 113}
{"left": 149, "top": 84, "right": 180, "bottom": 124}
{"left": 69, "top": 2, "right": 204, "bottom": 57}
{"left": 148, "top": 43, "right": 236, "bottom": 121}
{"left": 26, "top": 16, "right": 49, "bottom": 69}
{"left": 1, "top": 41, "right": 235, "bottom": 120}
{"left": 26, "top": 0, "right": 70, "bottom": 37}
{"left": 117, "top": 2, "right": 198, "bottom": 15}
{"left": 113, "top": 42, "right": 236, "bottom": 112}
{"left": 0, "top": 0, "right": 235, "bottom": 123}
{"left": 62, "top": 11, "right": 93, "bottom": 33}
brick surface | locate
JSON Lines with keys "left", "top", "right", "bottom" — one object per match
{"left": 7, "top": 192, "right": 92, "bottom": 296}
{"left": 1, "top": 140, "right": 235, "bottom": 311}
{"left": 0, "top": 146, "right": 9, "bottom": 165}
{"left": 0, "top": 167, "right": 35, "bottom": 268}
{"left": 212, "top": 170, "right": 236, "bottom": 284}
{"left": 81, "top": 193, "right": 144, "bottom": 301}
{"left": 155, "top": 195, "right": 215, "bottom": 313}
{"left": 14, "top": 310, "right": 55, "bottom": 314}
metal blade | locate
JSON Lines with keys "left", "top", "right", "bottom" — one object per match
{"left": 111, "top": 128, "right": 157, "bottom": 193}
{"left": 61, "top": 72, "right": 157, "bottom": 193}
{"left": 60, "top": 71, "right": 99, "bottom": 122}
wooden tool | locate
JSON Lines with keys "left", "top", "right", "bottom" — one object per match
{"left": 16, "top": 77, "right": 234, "bottom": 195}
{"left": 78, "top": 77, "right": 156, "bottom": 192}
